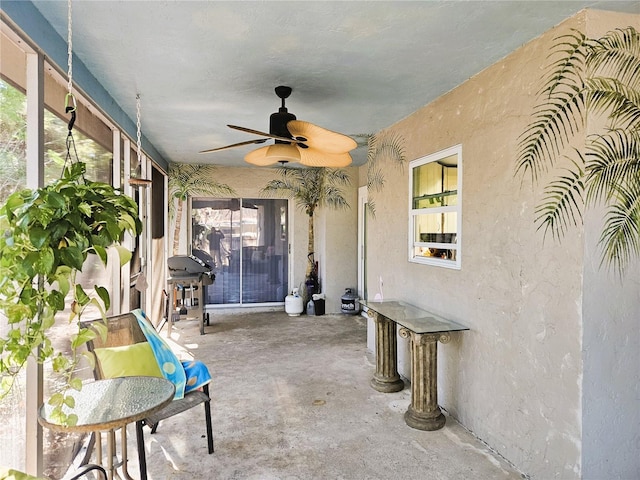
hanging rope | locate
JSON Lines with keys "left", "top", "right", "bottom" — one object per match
{"left": 136, "top": 94, "right": 143, "bottom": 167}
{"left": 129, "top": 94, "right": 152, "bottom": 186}
{"left": 65, "top": 0, "right": 76, "bottom": 131}
{"left": 63, "top": 0, "right": 80, "bottom": 176}
{"left": 66, "top": 0, "right": 73, "bottom": 96}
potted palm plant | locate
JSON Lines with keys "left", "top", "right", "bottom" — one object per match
{"left": 0, "top": 161, "right": 142, "bottom": 423}
{"left": 262, "top": 167, "right": 351, "bottom": 309}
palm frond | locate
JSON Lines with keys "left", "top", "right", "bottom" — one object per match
{"left": 517, "top": 26, "right": 640, "bottom": 273}
{"left": 367, "top": 165, "right": 385, "bottom": 193}
{"left": 516, "top": 31, "right": 589, "bottom": 182}
{"left": 534, "top": 158, "right": 584, "bottom": 241}
{"left": 367, "top": 134, "right": 379, "bottom": 163}
{"left": 588, "top": 27, "right": 640, "bottom": 88}
{"left": 366, "top": 131, "right": 406, "bottom": 218}
{"left": 586, "top": 77, "right": 640, "bottom": 131}
{"left": 516, "top": 90, "right": 586, "bottom": 182}
{"left": 167, "top": 163, "right": 235, "bottom": 218}
{"left": 542, "top": 30, "right": 589, "bottom": 97}
{"left": 599, "top": 176, "right": 640, "bottom": 274}
{"left": 367, "top": 198, "right": 378, "bottom": 217}
{"left": 261, "top": 166, "right": 351, "bottom": 214}
{"left": 586, "top": 129, "right": 640, "bottom": 205}
{"left": 370, "top": 132, "right": 406, "bottom": 169}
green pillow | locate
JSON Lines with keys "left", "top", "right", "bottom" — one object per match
{"left": 0, "top": 467, "right": 43, "bottom": 480}
{"left": 94, "top": 342, "right": 163, "bottom": 379}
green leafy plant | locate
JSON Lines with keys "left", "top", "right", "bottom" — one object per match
{"left": 516, "top": 26, "right": 640, "bottom": 273}
{"left": 262, "top": 167, "right": 351, "bottom": 294}
{"left": 0, "top": 162, "right": 142, "bottom": 424}
{"left": 168, "top": 163, "right": 235, "bottom": 255}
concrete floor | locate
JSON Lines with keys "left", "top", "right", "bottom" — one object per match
{"left": 120, "top": 310, "right": 525, "bottom": 480}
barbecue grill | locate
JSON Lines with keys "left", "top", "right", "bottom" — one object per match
{"left": 167, "top": 253, "right": 215, "bottom": 335}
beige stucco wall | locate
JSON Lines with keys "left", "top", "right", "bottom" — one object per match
{"left": 315, "top": 169, "right": 359, "bottom": 312}
{"left": 580, "top": 10, "right": 640, "bottom": 480}
{"left": 171, "top": 165, "right": 359, "bottom": 313}
{"left": 361, "top": 9, "right": 639, "bottom": 479}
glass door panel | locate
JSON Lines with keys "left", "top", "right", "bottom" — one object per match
{"left": 192, "top": 198, "right": 288, "bottom": 305}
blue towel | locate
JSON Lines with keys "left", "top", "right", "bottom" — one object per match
{"left": 132, "top": 309, "right": 211, "bottom": 399}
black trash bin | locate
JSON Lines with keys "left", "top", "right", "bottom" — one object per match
{"left": 312, "top": 294, "right": 325, "bottom": 316}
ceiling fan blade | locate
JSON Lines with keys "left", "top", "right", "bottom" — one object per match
{"left": 299, "top": 147, "right": 353, "bottom": 168}
{"left": 228, "top": 125, "right": 304, "bottom": 144}
{"left": 199, "top": 138, "right": 268, "bottom": 154}
{"left": 287, "top": 120, "right": 357, "bottom": 154}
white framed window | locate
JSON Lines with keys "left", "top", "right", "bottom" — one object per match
{"left": 409, "top": 144, "right": 462, "bottom": 269}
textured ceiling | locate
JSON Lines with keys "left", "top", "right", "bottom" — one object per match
{"left": 30, "top": 1, "right": 640, "bottom": 167}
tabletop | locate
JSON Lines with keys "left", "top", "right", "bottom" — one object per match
{"left": 38, "top": 376, "right": 175, "bottom": 433}
{"left": 362, "top": 299, "right": 468, "bottom": 334}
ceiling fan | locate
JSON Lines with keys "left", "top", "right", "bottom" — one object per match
{"left": 199, "top": 86, "right": 357, "bottom": 167}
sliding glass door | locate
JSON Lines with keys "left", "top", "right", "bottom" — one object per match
{"left": 192, "top": 198, "right": 288, "bottom": 305}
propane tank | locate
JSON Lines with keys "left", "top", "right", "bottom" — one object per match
{"left": 285, "top": 288, "right": 304, "bottom": 316}
{"left": 341, "top": 288, "right": 360, "bottom": 315}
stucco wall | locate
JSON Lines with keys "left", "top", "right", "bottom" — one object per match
{"left": 362, "top": 9, "right": 639, "bottom": 479}
{"left": 580, "top": 11, "right": 640, "bottom": 480}
{"left": 172, "top": 165, "right": 358, "bottom": 312}
{"left": 315, "top": 168, "right": 359, "bottom": 313}
{"left": 581, "top": 207, "right": 640, "bottom": 480}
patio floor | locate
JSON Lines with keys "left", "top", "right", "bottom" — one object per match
{"left": 107, "top": 310, "right": 525, "bottom": 479}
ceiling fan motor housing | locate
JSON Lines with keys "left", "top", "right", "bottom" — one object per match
{"left": 270, "top": 109, "right": 296, "bottom": 143}
{"left": 271, "top": 85, "right": 296, "bottom": 143}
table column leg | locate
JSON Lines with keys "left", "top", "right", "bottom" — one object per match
{"left": 400, "top": 329, "right": 450, "bottom": 430}
{"left": 369, "top": 311, "right": 404, "bottom": 393}
{"left": 106, "top": 429, "right": 115, "bottom": 480}
{"left": 95, "top": 431, "right": 102, "bottom": 468}
{"left": 120, "top": 426, "right": 134, "bottom": 480}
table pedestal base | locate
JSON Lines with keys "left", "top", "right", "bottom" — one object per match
{"left": 370, "top": 312, "right": 404, "bottom": 393}
{"left": 404, "top": 405, "right": 446, "bottom": 431}
{"left": 370, "top": 374, "right": 404, "bottom": 393}
{"left": 400, "top": 329, "right": 451, "bottom": 431}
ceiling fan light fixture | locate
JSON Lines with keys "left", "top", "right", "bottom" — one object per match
{"left": 245, "top": 144, "right": 301, "bottom": 166}
{"left": 266, "top": 143, "right": 301, "bottom": 163}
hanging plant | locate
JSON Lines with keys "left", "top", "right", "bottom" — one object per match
{"left": 0, "top": 161, "right": 142, "bottom": 423}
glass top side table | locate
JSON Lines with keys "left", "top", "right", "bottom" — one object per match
{"left": 39, "top": 376, "right": 175, "bottom": 480}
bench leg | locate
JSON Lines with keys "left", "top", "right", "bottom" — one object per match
{"left": 135, "top": 420, "right": 148, "bottom": 480}
{"left": 203, "top": 384, "right": 214, "bottom": 453}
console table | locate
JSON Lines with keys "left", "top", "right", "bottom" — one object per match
{"left": 363, "top": 300, "right": 468, "bottom": 431}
